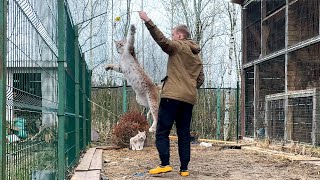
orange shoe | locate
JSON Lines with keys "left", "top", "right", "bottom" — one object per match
{"left": 149, "top": 165, "right": 173, "bottom": 174}
{"left": 179, "top": 170, "right": 189, "bottom": 177}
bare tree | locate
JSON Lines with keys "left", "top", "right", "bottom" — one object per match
{"left": 223, "top": 2, "right": 239, "bottom": 141}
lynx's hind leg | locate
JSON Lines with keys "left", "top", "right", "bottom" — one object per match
{"left": 147, "top": 88, "right": 159, "bottom": 132}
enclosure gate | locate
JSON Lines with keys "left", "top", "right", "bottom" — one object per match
{"left": 0, "top": 0, "right": 92, "bottom": 179}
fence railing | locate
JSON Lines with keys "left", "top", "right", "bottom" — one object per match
{"left": 0, "top": 0, "right": 91, "bottom": 179}
{"left": 91, "top": 86, "right": 240, "bottom": 142}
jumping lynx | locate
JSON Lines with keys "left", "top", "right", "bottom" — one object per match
{"left": 105, "top": 24, "right": 159, "bottom": 132}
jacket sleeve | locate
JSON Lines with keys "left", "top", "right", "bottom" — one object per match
{"left": 145, "top": 20, "right": 175, "bottom": 55}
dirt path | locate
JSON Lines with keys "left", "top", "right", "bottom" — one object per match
{"left": 101, "top": 142, "right": 320, "bottom": 180}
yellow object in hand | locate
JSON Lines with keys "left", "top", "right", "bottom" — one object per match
{"left": 115, "top": 16, "right": 121, "bottom": 22}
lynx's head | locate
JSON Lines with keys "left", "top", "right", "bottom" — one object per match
{"left": 114, "top": 39, "right": 126, "bottom": 54}
{"left": 114, "top": 39, "right": 136, "bottom": 57}
{"left": 137, "top": 131, "right": 146, "bottom": 141}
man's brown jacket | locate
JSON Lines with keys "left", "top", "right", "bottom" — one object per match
{"left": 145, "top": 20, "right": 203, "bottom": 105}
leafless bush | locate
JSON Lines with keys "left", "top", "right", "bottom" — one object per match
{"left": 112, "top": 111, "right": 148, "bottom": 148}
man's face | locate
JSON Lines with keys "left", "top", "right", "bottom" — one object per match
{"left": 171, "top": 29, "right": 182, "bottom": 40}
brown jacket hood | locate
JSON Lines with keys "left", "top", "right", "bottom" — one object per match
{"left": 184, "top": 39, "right": 201, "bottom": 54}
{"left": 145, "top": 20, "right": 203, "bottom": 105}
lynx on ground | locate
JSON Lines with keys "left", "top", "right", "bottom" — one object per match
{"left": 105, "top": 24, "right": 159, "bottom": 132}
{"left": 130, "top": 131, "right": 146, "bottom": 150}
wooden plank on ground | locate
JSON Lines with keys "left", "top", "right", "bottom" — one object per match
{"left": 71, "top": 171, "right": 86, "bottom": 180}
{"left": 86, "top": 170, "right": 100, "bottom": 179}
{"left": 198, "top": 139, "right": 238, "bottom": 144}
{"left": 89, "top": 149, "right": 103, "bottom": 170}
{"left": 242, "top": 146, "right": 320, "bottom": 163}
{"left": 169, "top": 136, "right": 253, "bottom": 146}
{"left": 71, "top": 170, "right": 100, "bottom": 180}
{"left": 76, "top": 148, "right": 96, "bottom": 171}
{"left": 96, "top": 145, "right": 122, "bottom": 150}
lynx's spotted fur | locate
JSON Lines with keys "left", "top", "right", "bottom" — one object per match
{"left": 105, "top": 25, "right": 159, "bottom": 132}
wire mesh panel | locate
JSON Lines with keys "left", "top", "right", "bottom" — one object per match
{"left": 288, "top": 0, "right": 319, "bottom": 46}
{"left": 64, "top": 4, "right": 77, "bottom": 170}
{"left": 257, "top": 56, "right": 285, "bottom": 138}
{"left": 91, "top": 86, "right": 145, "bottom": 140}
{"left": 262, "top": 0, "right": 286, "bottom": 17}
{"left": 6, "top": 0, "right": 58, "bottom": 179}
{"left": 265, "top": 99, "right": 285, "bottom": 140}
{"left": 316, "top": 92, "right": 320, "bottom": 146}
{"left": 265, "top": 89, "right": 319, "bottom": 145}
{"left": 288, "top": 43, "right": 320, "bottom": 91}
{"left": 242, "top": 0, "right": 320, "bottom": 148}
{"left": 3, "top": 0, "right": 92, "bottom": 179}
{"left": 91, "top": 87, "right": 240, "bottom": 141}
{"left": 192, "top": 88, "right": 239, "bottom": 140}
{"left": 262, "top": 8, "right": 285, "bottom": 55}
{"left": 244, "top": 67, "right": 254, "bottom": 137}
{"left": 289, "top": 96, "right": 313, "bottom": 144}
{"left": 243, "top": 1, "right": 261, "bottom": 63}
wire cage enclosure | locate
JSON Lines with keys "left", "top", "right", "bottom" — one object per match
{"left": 255, "top": 56, "right": 285, "bottom": 139}
{"left": 262, "top": 8, "right": 285, "bottom": 55}
{"left": 287, "top": 43, "right": 320, "bottom": 91}
{"left": 265, "top": 89, "right": 320, "bottom": 146}
{"left": 243, "top": 1, "right": 261, "bottom": 63}
{"left": 244, "top": 67, "right": 254, "bottom": 137}
{"left": 2, "top": 0, "right": 92, "bottom": 179}
{"left": 288, "top": 0, "right": 319, "bottom": 46}
{"left": 242, "top": 0, "right": 320, "bottom": 146}
{"left": 262, "top": 0, "right": 286, "bottom": 18}
{"left": 265, "top": 99, "right": 285, "bottom": 141}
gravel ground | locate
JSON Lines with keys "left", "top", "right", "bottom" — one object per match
{"left": 101, "top": 141, "right": 320, "bottom": 180}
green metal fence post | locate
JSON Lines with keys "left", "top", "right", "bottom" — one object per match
{"left": 122, "top": 80, "right": 127, "bottom": 113}
{"left": 82, "top": 57, "right": 87, "bottom": 148}
{"left": 0, "top": 0, "right": 7, "bottom": 179}
{"left": 58, "top": 0, "right": 66, "bottom": 179}
{"left": 74, "top": 25, "right": 80, "bottom": 161}
{"left": 88, "top": 70, "right": 92, "bottom": 145}
{"left": 216, "top": 88, "right": 221, "bottom": 139}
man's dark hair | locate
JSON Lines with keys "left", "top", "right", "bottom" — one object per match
{"left": 174, "top": 24, "right": 190, "bottom": 38}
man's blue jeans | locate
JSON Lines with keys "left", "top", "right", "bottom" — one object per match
{"left": 156, "top": 98, "right": 193, "bottom": 171}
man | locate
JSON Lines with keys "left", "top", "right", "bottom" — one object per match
{"left": 138, "top": 11, "right": 203, "bottom": 177}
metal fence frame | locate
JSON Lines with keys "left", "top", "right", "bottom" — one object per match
{"left": 91, "top": 86, "right": 240, "bottom": 141}
{"left": 0, "top": 0, "right": 92, "bottom": 179}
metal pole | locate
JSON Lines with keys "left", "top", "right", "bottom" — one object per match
{"left": 89, "top": 0, "right": 93, "bottom": 69}
{"left": 123, "top": 80, "right": 127, "bottom": 113}
{"left": 236, "top": 81, "right": 239, "bottom": 143}
{"left": 74, "top": 25, "right": 80, "bottom": 162}
{"left": 88, "top": 70, "right": 92, "bottom": 145}
{"left": 141, "top": 0, "right": 144, "bottom": 68}
{"left": 216, "top": 88, "right": 221, "bottom": 139}
{"left": 82, "top": 55, "right": 87, "bottom": 148}
{"left": 57, "top": 0, "right": 66, "bottom": 179}
{"left": 0, "top": 0, "right": 7, "bottom": 178}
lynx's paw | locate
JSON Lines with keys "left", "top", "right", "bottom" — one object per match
{"left": 149, "top": 126, "right": 156, "bottom": 133}
{"left": 130, "top": 24, "right": 136, "bottom": 34}
{"left": 105, "top": 64, "right": 113, "bottom": 71}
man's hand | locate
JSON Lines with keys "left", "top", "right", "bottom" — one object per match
{"left": 138, "top": 11, "right": 150, "bottom": 22}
